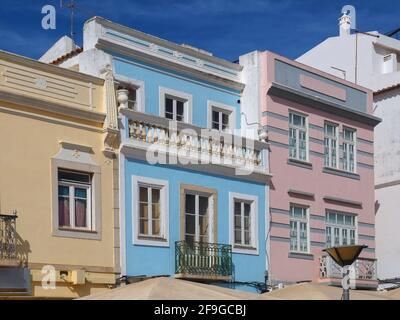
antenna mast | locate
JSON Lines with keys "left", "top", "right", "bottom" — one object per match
{"left": 60, "top": 0, "right": 76, "bottom": 41}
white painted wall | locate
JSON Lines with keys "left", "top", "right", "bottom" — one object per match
{"left": 39, "top": 35, "right": 78, "bottom": 64}
{"left": 239, "top": 51, "right": 262, "bottom": 138}
{"left": 375, "top": 184, "right": 400, "bottom": 279}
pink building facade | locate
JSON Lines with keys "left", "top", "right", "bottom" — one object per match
{"left": 240, "top": 51, "right": 381, "bottom": 289}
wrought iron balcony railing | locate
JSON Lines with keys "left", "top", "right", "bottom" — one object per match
{"left": 175, "top": 241, "right": 233, "bottom": 280}
{"left": 0, "top": 214, "right": 17, "bottom": 262}
{"left": 319, "top": 255, "right": 377, "bottom": 281}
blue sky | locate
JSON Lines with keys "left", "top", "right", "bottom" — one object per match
{"left": 0, "top": 0, "right": 399, "bottom": 62}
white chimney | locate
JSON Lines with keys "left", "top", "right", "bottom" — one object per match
{"left": 339, "top": 12, "right": 351, "bottom": 36}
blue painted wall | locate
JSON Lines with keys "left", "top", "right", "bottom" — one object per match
{"left": 111, "top": 51, "right": 268, "bottom": 291}
{"left": 113, "top": 54, "right": 241, "bottom": 129}
{"left": 124, "top": 158, "right": 267, "bottom": 285}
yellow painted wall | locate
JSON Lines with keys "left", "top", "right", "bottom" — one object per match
{"left": 0, "top": 51, "right": 118, "bottom": 298}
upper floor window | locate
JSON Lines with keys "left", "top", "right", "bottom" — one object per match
{"left": 208, "top": 101, "right": 235, "bottom": 132}
{"left": 342, "top": 128, "right": 356, "bottom": 172}
{"left": 160, "top": 87, "right": 192, "bottom": 123}
{"left": 289, "top": 205, "right": 309, "bottom": 253}
{"left": 326, "top": 211, "right": 356, "bottom": 247}
{"left": 289, "top": 112, "right": 308, "bottom": 161}
{"left": 324, "top": 123, "right": 338, "bottom": 168}
{"left": 165, "top": 96, "right": 185, "bottom": 121}
{"left": 58, "top": 169, "right": 92, "bottom": 230}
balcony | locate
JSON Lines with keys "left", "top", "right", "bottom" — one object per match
{"left": 319, "top": 255, "right": 378, "bottom": 289}
{"left": 0, "top": 214, "right": 18, "bottom": 267}
{"left": 119, "top": 108, "right": 270, "bottom": 183}
{"left": 175, "top": 241, "right": 233, "bottom": 281}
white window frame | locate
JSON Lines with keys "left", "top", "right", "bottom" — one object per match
{"left": 289, "top": 111, "right": 309, "bottom": 162}
{"left": 325, "top": 211, "right": 357, "bottom": 248}
{"left": 58, "top": 171, "right": 92, "bottom": 231}
{"left": 207, "top": 101, "right": 236, "bottom": 132}
{"left": 229, "top": 192, "right": 259, "bottom": 255}
{"left": 159, "top": 87, "right": 192, "bottom": 124}
{"left": 115, "top": 74, "right": 145, "bottom": 112}
{"left": 324, "top": 122, "right": 339, "bottom": 169}
{"left": 342, "top": 127, "right": 357, "bottom": 173}
{"left": 289, "top": 204, "right": 310, "bottom": 254}
{"left": 132, "top": 176, "right": 169, "bottom": 247}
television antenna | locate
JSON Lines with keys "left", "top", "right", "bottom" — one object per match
{"left": 60, "top": 0, "right": 77, "bottom": 41}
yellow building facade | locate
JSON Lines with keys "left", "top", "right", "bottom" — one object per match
{"left": 0, "top": 50, "right": 120, "bottom": 298}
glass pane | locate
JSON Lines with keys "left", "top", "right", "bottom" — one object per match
{"left": 289, "top": 128, "right": 297, "bottom": 158}
{"left": 75, "top": 198, "right": 87, "bottom": 228}
{"left": 199, "top": 196, "right": 208, "bottom": 216}
{"left": 140, "top": 218, "right": 148, "bottom": 235}
{"left": 199, "top": 216, "right": 208, "bottom": 236}
{"left": 290, "top": 220, "right": 298, "bottom": 251}
{"left": 222, "top": 113, "right": 229, "bottom": 129}
{"left": 139, "top": 187, "right": 148, "bottom": 202}
{"left": 58, "top": 185, "right": 69, "bottom": 196}
{"left": 244, "top": 216, "right": 250, "bottom": 231}
{"left": 152, "top": 189, "right": 160, "bottom": 219}
{"left": 165, "top": 112, "right": 174, "bottom": 120}
{"left": 291, "top": 114, "right": 304, "bottom": 127}
{"left": 58, "top": 196, "right": 70, "bottom": 227}
{"left": 234, "top": 229, "right": 241, "bottom": 244}
{"left": 212, "top": 110, "right": 219, "bottom": 122}
{"left": 185, "top": 194, "right": 195, "bottom": 214}
{"left": 74, "top": 187, "right": 87, "bottom": 199}
{"left": 152, "top": 203, "right": 160, "bottom": 219}
{"left": 326, "top": 227, "right": 332, "bottom": 247}
{"left": 212, "top": 121, "right": 219, "bottom": 130}
{"left": 185, "top": 214, "right": 195, "bottom": 235}
{"left": 234, "top": 201, "right": 241, "bottom": 215}
{"left": 334, "top": 228, "right": 340, "bottom": 246}
{"left": 234, "top": 215, "right": 241, "bottom": 229}
{"left": 152, "top": 219, "right": 160, "bottom": 235}
{"left": 345, "top": 215, "right": 353, "bottom": 226}
{"left": 244, "top": 231, "right": 250, "bottom": 245}
{"left": 139, "top": 202, "right": 148, "bottom": 219}
{"left": 350, "top": 230, "right": 356, "bottom": 245}
{"left": 165, "top": 98, "right": 173, "bottom": 113}
{"left": 337, "top": 214, "right": 344, "bottom": 225}
{"left": 59, "top": 170, "right": 90, "bottom": 184}
{"left": 176, "top": 101, "right": 184, "bottom": 116}
{"left": 244, "top": 203, "right": 251, "bottom": 217}
{"left": 342, "top": 229, "right": 348, "bottom": 245}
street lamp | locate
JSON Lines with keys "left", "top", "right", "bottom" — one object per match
{"left": 323, "top": 245, "right": 367, "bottom": 300}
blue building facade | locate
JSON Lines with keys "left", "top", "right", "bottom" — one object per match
{"left": 85, "top": 17, "right": 270, "bottom": 292}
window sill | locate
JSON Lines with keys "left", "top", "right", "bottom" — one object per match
{"left": 322, "top": 167, "right": 360, "bottom": 180}
{"left": 58, "top": 227, "right": 97, "bottom": 234}
{"left": 138, "top": 235, "right": 168, "bottom": 242}
{"left": 232, "top": 245, "right": 259, "bottom": 255}
{"left": 287, "top": 158, "right": 313, "bottom": 169}
{"left": 53, "top": 227, "right": 101, "bottom": 240}
{"left": 134, "top": 236, "right": 169, "bottom": 247}
{"left": 288, "top": 252, "right": 314, "bottom": 260}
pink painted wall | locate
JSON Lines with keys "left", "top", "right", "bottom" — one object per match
{"left": 261, "top": 51, "right": 376, "bottom": 284}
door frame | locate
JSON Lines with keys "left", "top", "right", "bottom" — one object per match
{"left": 180, "top": 184, "right": 218, "bottom": 244}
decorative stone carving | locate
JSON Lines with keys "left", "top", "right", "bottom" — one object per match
{"left": 117, "top": 89, "right": 129, "bottom": 111}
